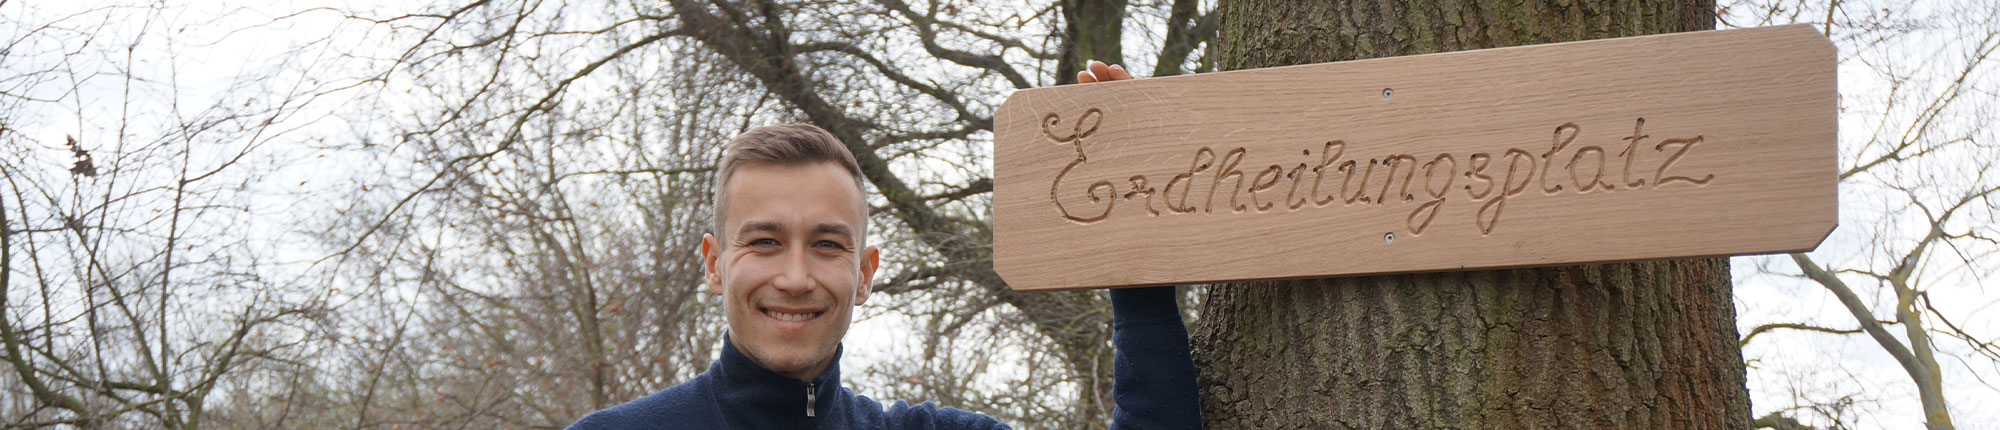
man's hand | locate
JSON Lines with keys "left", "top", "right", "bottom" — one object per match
{"left": 1076, "top": 60, "right": 1135, "bottom": 83}
{"left": 1071, "top": 58, "right": 1201, "bottom": 430}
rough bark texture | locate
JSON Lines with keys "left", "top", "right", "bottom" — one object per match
{"left": 1190, "top": 1, "right": 1752, "bottom": 428}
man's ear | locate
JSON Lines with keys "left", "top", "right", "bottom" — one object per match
{"left": 855, "top": 245, "right": 879, "bottom": 306}
{"left": 701, "top": 233, "right": 724, "bottom": 295}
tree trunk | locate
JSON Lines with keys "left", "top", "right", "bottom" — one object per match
{"left": 1189, "top": 1, "right": 1752, "bottom": 428}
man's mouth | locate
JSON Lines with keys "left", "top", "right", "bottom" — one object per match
{"left": 763, "top": 308, "right": 823, "bottom": 322}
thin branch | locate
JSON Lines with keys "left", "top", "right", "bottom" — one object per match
{"left": 876, "top": 0, "right": 1032, "bottom": 88}
{"left": 1789, "top": 252, "right": 1933, "bottom": 395}
{"left": 549, "top": 166, "right": 712, "bottom": 185}
{"left": 1740, "top": 321, "right": 1895, "bottom": 346}
{"left": 325, "top": 25, "right": 687, "bottom": 264}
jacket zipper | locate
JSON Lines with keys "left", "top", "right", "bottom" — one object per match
{"left": 805, "top": 380, "right": 817, "bottom": 417}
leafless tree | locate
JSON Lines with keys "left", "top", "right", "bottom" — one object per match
{"left": 1727, "top": 0, "right": 2000, "bottom": 428}
{"left": 2, "top": 1, "right": 352, "bottom": 428}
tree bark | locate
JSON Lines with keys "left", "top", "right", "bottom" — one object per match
{"left": 1190, "top": 1, "right": 1752, "bottom": 428}
{"left": 1057, "top": 0, "right": 1127, "bottom": 85}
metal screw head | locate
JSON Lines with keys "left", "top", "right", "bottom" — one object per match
{"left": 1384, "top": 232, "right": 1396, "bottom": 243}
{"left": 1382, "top": 88, "right": 1394, "bottom": 99}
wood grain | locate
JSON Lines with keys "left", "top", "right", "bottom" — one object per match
{"left": 992, "top": 25, "right": 1836, "bottom": 291}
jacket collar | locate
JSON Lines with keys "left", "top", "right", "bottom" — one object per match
{"left": 711, "top": 335, "right": 845, "bottom": 426}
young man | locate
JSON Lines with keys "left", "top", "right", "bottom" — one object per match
{"left": 569, "top": 62, "right": 1195, "bottom": 429}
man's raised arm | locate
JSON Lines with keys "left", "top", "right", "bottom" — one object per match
{"left": 1076, "top": 60, "right": 1202, "bottom": 429}
{"left": 1108, "top": 286, "right": 1202, "bottom": 429}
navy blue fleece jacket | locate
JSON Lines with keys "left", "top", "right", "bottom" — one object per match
{"left": 567, "top": 286, "right": 1200, "bottom": 429}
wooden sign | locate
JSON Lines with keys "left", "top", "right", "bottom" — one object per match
{"left": 992, "top": 25, "right": 1836, "bottom": 291}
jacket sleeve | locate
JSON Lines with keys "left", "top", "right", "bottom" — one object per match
{"left": 1107, "top": 286, "right": 1203, "bottom": 429}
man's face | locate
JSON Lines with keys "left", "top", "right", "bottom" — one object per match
{"left": 702, "top": 162, "right": 877, "bottom": 380}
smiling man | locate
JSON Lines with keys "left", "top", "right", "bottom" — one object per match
{"left": 569, "top": 62, "right": 1196, "bottom": 429}
{"left": 707, "top": 157, "right": 875, "bottom": 385}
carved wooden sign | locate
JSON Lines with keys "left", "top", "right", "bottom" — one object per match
{"left": 992, "top": 25, "right": 1837, "bottom": 291}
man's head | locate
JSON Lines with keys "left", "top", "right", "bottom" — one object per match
{"left": 701, "top": 124, "right": 877, "bottom": 380}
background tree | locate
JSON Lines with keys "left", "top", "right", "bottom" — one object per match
{"left": 1188, "top": 0, "right": 1754, "bottom": 428}
{"left": 245, "top": 4, "right": 749, "bottom": 426}
{"left": 1724, "top": 0, "right": 2000, "bottom": 428}
{"left": 1, "top": 1, "right": 348, "bottom": 427}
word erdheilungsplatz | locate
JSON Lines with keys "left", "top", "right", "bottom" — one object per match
{"left": 1043, "top": 108, "right": 1716, "bottom": 236}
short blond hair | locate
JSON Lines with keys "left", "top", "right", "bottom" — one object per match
{"left": 711, "top": 124, "right": 867, "bottom": 243}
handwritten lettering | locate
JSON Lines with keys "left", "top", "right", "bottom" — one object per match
{"left": 1045, "top": 108, "right": 1114, "bottom": 223}
{"left": 1045, "top": 110, "right": 1715, "bottom": 236}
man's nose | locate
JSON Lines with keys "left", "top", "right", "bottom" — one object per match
{"left": 771, "top": 246, "right": 813, "bottom": 294}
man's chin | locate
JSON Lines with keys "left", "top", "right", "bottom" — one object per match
{"left": 731, "top": 318, "right": 847, "bottom": 377}
{"left": 745, "top": 348, "right": 831, "bottom": 378}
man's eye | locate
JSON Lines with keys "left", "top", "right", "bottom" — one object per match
{"left": 814, "top": 240, "right": 849, "bottom": 250}
{"left": 747, "top": 238, "right": 780, "bottom": 247}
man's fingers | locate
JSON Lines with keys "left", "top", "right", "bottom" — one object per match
{"left": 1105, "top": 64, "right": 1133, "bottom": 81}
{"left": 1076, "top": 60, "right": 1135, "bottom": 84}
{"left": 1087, "top": 60, "right": 1115, "bottom": 82}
